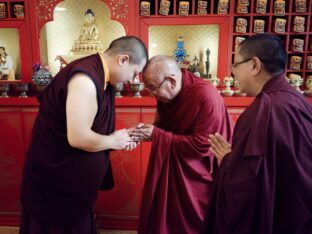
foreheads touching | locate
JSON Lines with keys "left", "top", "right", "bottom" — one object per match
{"left": 104, "top": 36, "right": 148, "bottom": 84}
{"left": 142, "top": 55, "right": 182, "bottom": 102}
{"left": 142, "top": 55, "right": 180, "bottom": 88}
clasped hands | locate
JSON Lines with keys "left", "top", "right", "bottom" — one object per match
{"left": 128, "top": 123, "right": 154, "bottom": 142}
{"left": 111, "top": 123, "right": 154, "bottom": 151}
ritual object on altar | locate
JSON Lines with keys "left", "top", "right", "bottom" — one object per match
{"left": 288, "top": 73, "right": 304, "bottom": 93}
{"left": 221, "top": 76, "right": 234, "bottom": 96}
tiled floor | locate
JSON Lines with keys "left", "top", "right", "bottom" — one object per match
{"left": 0, "top": 227, "right": 137, "bottom": 234}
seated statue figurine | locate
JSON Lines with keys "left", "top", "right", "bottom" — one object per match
{"left": 70, "top": 9, "right": 103, "bottom": 55}
{"left": 79, "top": 9, "right": 99, "bottom": 41}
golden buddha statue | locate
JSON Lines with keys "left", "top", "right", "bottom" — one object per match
{"left": 70, "top": 9, "right": 103, "bottom": 55}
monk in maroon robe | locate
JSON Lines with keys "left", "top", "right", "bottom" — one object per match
{"left": 19, "top": 36, "right": 147, "bottom": 234}
{"left": 207, "top": 34, "right": 312, "bottom": 234}
{"left": 130, "top": 55, "right": 234, "bottom": 234}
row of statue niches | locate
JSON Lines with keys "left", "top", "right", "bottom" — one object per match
{"left": 235, "top": 0, "right": 307, "bottom": 14}
{"left": 139, "top": 0, "right": 307, "bottom": 16}
{"left": 235, "top": 16, "right": 307, "bottom": 34}
{"left": 0, "top": 3, "right": 24, "bottom": 19}
{"left": 140, "top": 0, "right": 227, "bottom": 16}
{"left": 206, "top": 75, "right": 312, "bottom": 97}
{"left": 234, "top": 37, "right": 311, "bottom": 53}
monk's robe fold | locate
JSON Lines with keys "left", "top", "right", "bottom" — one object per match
{"left": 205, "top": 74, "right": 312, "bottom": 234}
{"left": 139, "top": 70, "right": 234, "bottom": 234}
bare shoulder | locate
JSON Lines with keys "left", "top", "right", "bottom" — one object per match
{"left": 68, "top": 72, "right": 97, "bottom": 95}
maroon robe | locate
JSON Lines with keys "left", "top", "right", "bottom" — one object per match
{"left": 138, "top": 70, "right": 234, "bottom": 234}
{"left": 205, "top": 74, "right": 312, "bottom": 234}
{"left": 20, "top": 54, "right": 115, "bottom": 230}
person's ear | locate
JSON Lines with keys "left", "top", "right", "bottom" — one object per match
{"left": 251, "top": 57, "right": 261, "bottom": 76}
{"left": 167, "top": 76, "right": 177, "bottom": 89}
{"left": 118, "top": 55, "right": 129, "bottom": 66}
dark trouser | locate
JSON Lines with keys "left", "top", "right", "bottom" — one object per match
{"left": 19, "top": 210, "right": 97, "bottom": 234}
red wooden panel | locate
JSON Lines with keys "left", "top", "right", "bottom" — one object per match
{"left": 21, "top": 108, "right": 38, "bottom": 149}
{"left": 140, "top": 108, "right": 156, "bottom": 188}
{"left": 95, "top": 108, "right": 142, "bottom": 221}
{"left": 0, "top": 108, "right": 24, "bottom": 215}
{"left": 228, "top": 107, "right": 245, "bottom": 123}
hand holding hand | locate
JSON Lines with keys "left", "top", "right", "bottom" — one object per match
{"left": 129, "top": 123, "right": 154, "bottom": 142}
{"left": 124, "top": 141, "right": 139, "bottom": 151}
{"left": 208, "top": 133, "right": 231, "bottom": 161}
{"left": 110, "top": 129, "right": 134, "bottom": 150}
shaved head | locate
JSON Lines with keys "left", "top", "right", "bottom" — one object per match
{"left": 143, "top": 55, "right": 181, "bottom": 83}
{"left": 105, "top": 36, "right": 148, "bottom": 65}
{"left": 142, "top": 55, "right": 183, "bottom": 102}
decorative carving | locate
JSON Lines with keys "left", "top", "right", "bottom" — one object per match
{"left": 110, "top": 152, "right": 135, "bottom": 185}
{"left": 103, "top": 0, "right": 128, "bottom": 33}
{"left": 36, "top": 0, "right": 64, "bottom": 32}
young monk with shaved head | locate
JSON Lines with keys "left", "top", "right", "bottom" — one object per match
{"left": 20, "top": 36, "right": 148, "bottom": 234}
{"left": 130, "top": 55, "right": 234, "bottom": 234}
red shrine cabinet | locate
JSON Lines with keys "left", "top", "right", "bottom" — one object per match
{"left": 0, "top": 0, "right": 311, "bottom": 230}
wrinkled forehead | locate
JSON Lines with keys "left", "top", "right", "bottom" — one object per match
{"left": 143, "top": 66, "right": 161, "bottom": 85}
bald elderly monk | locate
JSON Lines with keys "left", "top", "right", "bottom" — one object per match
{"left": 130, "top": 55, "right": 234, "bottom": 234}
{"left": 207, "top": 34, "right": 312, "bottom": 234}
{"left": 19, "top": 36, "right": 147, "bottom": 234}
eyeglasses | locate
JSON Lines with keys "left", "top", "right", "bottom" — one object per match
{"left": 147, "top": 69, "right": 180, "bottom": 93}
{"left": 148, "top": 78, "right": 168, "bottom": 93}
{"left": 230, "top": 58, "right": 252, "bottom": 71}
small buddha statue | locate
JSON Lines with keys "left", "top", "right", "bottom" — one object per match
{"left": 70, "top": 9, "right": 103, "bottom": 55}
{"left": 79, "top": 9, "right": 99, "bottom": 41}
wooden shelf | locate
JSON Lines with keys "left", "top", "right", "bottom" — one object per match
{"left": 231, "top": 0, "right": 312, "bottom": 81}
